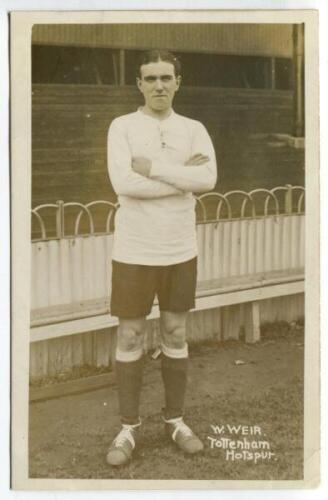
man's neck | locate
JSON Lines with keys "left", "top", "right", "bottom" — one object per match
{"left": 140, "top": 105, "right": 173, "bottom": 121}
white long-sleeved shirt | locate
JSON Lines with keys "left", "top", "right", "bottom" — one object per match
{"left": 107, "top": 108, "right": 217, "bottom": 265}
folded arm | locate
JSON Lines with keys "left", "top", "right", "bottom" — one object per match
{"left": 148, "top": 122, "right": 217, "bottom": 192}
{"left": 107, "top": 119, "right": 184, "bottom": 199}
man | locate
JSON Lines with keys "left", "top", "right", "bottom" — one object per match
{"left": 106, "top": 49, "right": 217, "bottom": 466}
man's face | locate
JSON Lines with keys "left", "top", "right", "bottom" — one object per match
{"left": 137, "top": 60, "right": 181, "bottom": 113}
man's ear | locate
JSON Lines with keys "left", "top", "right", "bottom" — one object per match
{"left": 136, "top": 77, "right": 142, "bottom": 92}
{"left": 175, "top": 75, "right": 182, "bottom": 90}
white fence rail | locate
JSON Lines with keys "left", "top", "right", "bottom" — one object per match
{"left": 31, "top": 184, "right": 305, "bottom": 241}
{"left": 30, "top": 186, "right": 305, "bottom": 379}
{"left": 31, "top": 214, "right": 304, "bottom": 312}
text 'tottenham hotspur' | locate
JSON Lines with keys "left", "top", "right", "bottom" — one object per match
{"left": 207, "top": 424, "right": 277, "bottom": 464}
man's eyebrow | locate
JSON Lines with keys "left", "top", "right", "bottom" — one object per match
{"left": 143, "top": 74, "right": 174, "bottom": 79}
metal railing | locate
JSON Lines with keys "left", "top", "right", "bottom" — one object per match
{"left": 31, "top": 184, "right": 305, "bottom": 241}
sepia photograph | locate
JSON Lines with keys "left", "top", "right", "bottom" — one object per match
{"left": 10, "top": 9, "right": 320, "bottom": 490}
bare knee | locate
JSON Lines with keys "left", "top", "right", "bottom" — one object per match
{"left": 118, "top": 318, "right": 146, "bottom": 352}
{"left": 161, "top": 312, "right": 187, "bottom": 349}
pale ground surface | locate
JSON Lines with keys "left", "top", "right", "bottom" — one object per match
{"left": 29, "top": 323, "right": 304, "bottom": 480}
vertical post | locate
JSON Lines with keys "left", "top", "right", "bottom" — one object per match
{"left": 270, "top": 57, "right": 276, "bottom": 90}
{"left": 56, "top": 200, "right": 65, "bottom": 239}
{"left": 215, "top": 308, "right": 222, "bottom": 342}
{"left": 245, "top": 301, "right": 261, "bottom": 343}
{"left": 293, "top": 24, "right": 305, "bottom": 137}
{"left": 119, "top": 49, "right": 125, "bottom": 86}
{"left": 112, "top": 52, "right": 118, "bottom": 85}
{"left": 285, "top": 184, "right": 293, "bottom": 214}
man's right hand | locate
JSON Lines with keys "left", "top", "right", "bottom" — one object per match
{"left": 184, "top": 153, "right": 210, "bottom": 166}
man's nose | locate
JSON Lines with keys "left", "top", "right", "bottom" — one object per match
{"left": 154, "top": 78, "right": 164, "bottom": 91}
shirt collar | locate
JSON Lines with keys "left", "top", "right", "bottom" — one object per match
{"left": 137, "top": 107, "right": 175, "bottom": 124}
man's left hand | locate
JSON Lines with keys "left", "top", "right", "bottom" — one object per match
{"left": 132, "top": 157, "right": 152, "bottom": 177}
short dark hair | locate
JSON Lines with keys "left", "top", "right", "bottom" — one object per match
{"left": 136, "top": 49, "right": 181, "bottom": 78}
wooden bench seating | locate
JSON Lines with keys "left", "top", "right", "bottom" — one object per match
{"left": 30, "top": 267, "right": 304, "bottom": 344}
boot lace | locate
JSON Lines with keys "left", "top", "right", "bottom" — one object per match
{"left": 170, "top": 419, "right": 194, "bottom": 441}
{"left": 113, "top": 426, "right": 136, "bottom": 448}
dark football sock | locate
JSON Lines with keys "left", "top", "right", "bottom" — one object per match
{"left": 160, "top": 344, "right": 189, "bottom": 421}
{"left": 115, "top": 349, "right": 144, "bottom": 426}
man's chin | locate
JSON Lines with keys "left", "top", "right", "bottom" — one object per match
{"left": 149, "top": 97, "right": 171, "bottom": 107}
{"left": 154, "top": 105, "right": 167, "bottom": 111}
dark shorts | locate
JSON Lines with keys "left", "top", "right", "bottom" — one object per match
{"left": 110, "top": 257, "right": 197, "bottom": 319}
